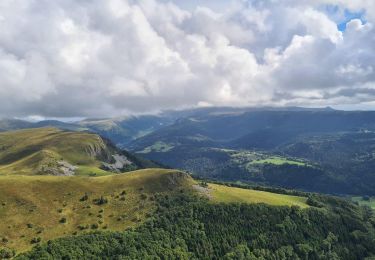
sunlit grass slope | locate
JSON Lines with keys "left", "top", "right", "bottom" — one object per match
{"left": 0, "top": 169, "right": 193, "bottom": 252}
{"left": 0, "top": 168, "right": 310, "bottom": 253}
{"left": 208, "top": 183, "right": 308, "bottom": 208}
{"left": 0, "top": 128, "right": 115, "bottom": 175}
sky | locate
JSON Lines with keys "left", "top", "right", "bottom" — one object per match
{"left": 0, "top": 0, "right": 374, "bottom": 119}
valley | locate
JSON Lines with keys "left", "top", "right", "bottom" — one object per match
{"left": 124, "top": 108, "right": 375, "bottom": 195}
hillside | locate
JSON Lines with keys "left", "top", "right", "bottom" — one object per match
{"left": 13, "top": 176, "right": 375, "bottom": 259}
{"left": 0, "top": 169, "right": 312, "bottom": 254}
{"left": 0, "top": 128, "right": 157, "bottom": 176}
{"left": 135, "top": 146, "right": 324, "bottom": 190}
{"left": 0, "top": 169, "right": 192, "bottom": 252}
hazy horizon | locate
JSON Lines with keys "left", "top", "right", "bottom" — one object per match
{"left": 0, "top": 105, "right": 374, "bottom": 123}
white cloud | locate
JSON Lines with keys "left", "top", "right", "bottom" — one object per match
{"left": 0, "top": 0, "right": 375, "bottom": 118}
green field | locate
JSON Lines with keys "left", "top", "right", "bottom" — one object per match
{"left": 138, "top": 141, "right": 174, "bottom": 153}
{"left": 222, "top": 149, "right": 308, "bottom": 170}
{"left": 248, "top": 156, "right": 307, "bottom": 166}
{"left": 352, "top": 196, "right": 375, "bottom": 210}
{"left": 208, "top": 183, "right": 309, "bottom": 208}
{"left": 74, "top": 166, "right": 113, "bottom": 176}
{"left": 0, "top": 169, "right": 192, "bottom": 253}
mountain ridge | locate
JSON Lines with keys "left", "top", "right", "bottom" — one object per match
{"left": 0, "top": 128, "right": 158, "bottom": 176}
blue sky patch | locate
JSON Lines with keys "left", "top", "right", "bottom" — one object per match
{"left": 338, "top": 9, "right": 366, "bottom": 31}
{"left": 321, "top": 5, "right": 366, "bottom": 31}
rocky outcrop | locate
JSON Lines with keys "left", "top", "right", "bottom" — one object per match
{"left": 101, "top": 154, "right": 133, "bottom": 172}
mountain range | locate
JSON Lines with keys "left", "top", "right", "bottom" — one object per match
{"left": 2, "top": 107, "right": 375, "bottom": 195}
{"left": 1, "top": 108, "right": 375, "bottom": 258}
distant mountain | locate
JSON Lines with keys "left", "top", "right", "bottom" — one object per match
{"left": 131, "top": 110, "right": 375, "bottom": 150}
{"left": 0, "top": 119, "right": 35, "bottom": 132}
{"left": 0, "top": 115, "right": 176, "bottom": 148}
{"left": 128, "top": 109, "right": 375, "bottom": 195}
{"left": 77, "top": 115, "right": 174, "bottom": 148}
{"left": 0, "top": 107, "right": 343, "bottom": 148}
{"left": 33, "top": 120, "right": 85, "bottom": 131}
{"left": 3, "top": 108, "right": 375, "bottom": 195}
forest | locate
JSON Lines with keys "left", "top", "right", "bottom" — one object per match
{"left": 16, "top": 191, "right": 375, "bottom": 259}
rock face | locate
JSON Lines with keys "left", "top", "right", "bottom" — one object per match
{"left": 165, "top": 171, "right": 190, "bottom": 186}
{"left": 80, "top": 136, "right": 137, "bottom": 173}
{"left": 57, "top": 161, "right": 78, "bottom": 176}
{"left": 102, "top": 154, "right": 133, "bottom": 172}
{"left": 39, "top": 159, "right": 77, "bottom": 176}
{"left": 192, "top": 184, "right": 212, "bottom": 199}
{"left": 85, "top": 137, "right": 113, "bottom": 162}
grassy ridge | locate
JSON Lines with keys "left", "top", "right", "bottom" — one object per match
{"left": 0, "top": 128, "right": 106, "bottom": 164}
{"left": 0, "top": 128, "right": 112, "bottom": 175}
{"left": 0, "top": 169, "right": 192, "bottom": 252}
{"left": 208, "top": 183, "right": 308, "bottom": 208}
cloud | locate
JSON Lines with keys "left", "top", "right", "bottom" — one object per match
{"left": 0, "top": 0, "right": 374, "bottom": 118}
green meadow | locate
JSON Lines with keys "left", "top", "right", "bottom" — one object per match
{"left": 208, "top": 183, "right": 309, "bottom": 208}
{"left": 248, "top": 156, "right": 307, "bottom": 166}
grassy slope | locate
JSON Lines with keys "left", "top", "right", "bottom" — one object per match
{"left": 0, "top": 128, "right": 112, "bottom": 175}
{"left": 74, "top": 166, "right": 113, "bottom": 176}
{"left": 0, "top": 168, "right": 309, "bottom": 253}
{"left": 208, "top": 183, "right": 308, "bottom": 208}
{"left": 248, "top": 156, "right": 306, "bottom": 166}
{"left": 0, "top": 169, "right": 192, "bottom": 252}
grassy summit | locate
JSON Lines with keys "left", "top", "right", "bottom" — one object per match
{"left": 0, "top": 128, "right": 148, "bottom": 176}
